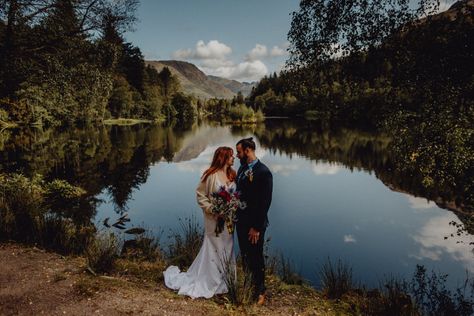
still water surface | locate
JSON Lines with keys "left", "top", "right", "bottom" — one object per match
{"left": 92, "top": 122, "right": 474, "bottom": 288}
{"left": 1, "top": 120, "right": 472, "bottom": 288}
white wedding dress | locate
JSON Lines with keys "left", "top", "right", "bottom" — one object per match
{"left": 163, "top": 176, "right": 236, "bottom": 299}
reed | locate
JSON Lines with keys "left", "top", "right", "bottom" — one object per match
{"left": 166, "top": 216, "right": 203, "bottom": 269}
{"left": 319, "top": 257, "right": 354, "bottom": 299}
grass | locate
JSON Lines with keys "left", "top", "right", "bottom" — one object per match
{"left": 85, "top": 231, "right": 121, "bottom": 274}
{"left": 166, "top": 216, "right": 203, "bottom": 269}
{"left": 0, "top": 175, "right": 472, "bottom": 315}
{"left": 74, "top": 274, "right": 130, "bottom": 297}
{"left": 219, "top": 253, "right": 254, "bottom": 306}
{"left": 37, "top": 214, "right": 95, "bottom": 255}
{"left": 320, "top": 257, "right": 354, "bottom": 299}
{"left": 0, "top": 120, "right": 18, "bottom": 129}
{"left": 115, "top": 258, "right": 166, "bottom": 283}
{"left": 121, "top": 230, "right": 162, "bottom": 261}
{"left": 277, "top": 253, "right": 305, "bottom": 285}
{"left": 116, "top": 229, "right": 165, "bottom": 283}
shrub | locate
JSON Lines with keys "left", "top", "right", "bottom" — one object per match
{"left": 410, "top": 265, "right": 474, "bottom": 316}
{"left": 320, "top": 258, "right": 354, "bottom": 299}
{"left": 0, "top": 173, "right": 95, "bottom": 254}
{"left": 86, "top": 231, "right": 121, "bottom": 274}
{"left": 0, "top": 173, "right": 45, "bottom": 242}
{"left": 228, "top": 104, "right": 256, "bottom": 122}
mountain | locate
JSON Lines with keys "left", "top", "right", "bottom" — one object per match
{"left": 145, "top": 60, "right": 236, "bottom": 99}
{"left": 207, "top": 76, "right": 257, "bottom": 97}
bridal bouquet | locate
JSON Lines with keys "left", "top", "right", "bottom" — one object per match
{"left": 210, "top": 186, "right": 244, "bottom": 237}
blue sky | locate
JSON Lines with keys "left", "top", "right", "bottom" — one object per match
{"left": 125, "top": 0, "right": 301, "bottom": 82}
{"left": 124, "top": 0, "right": 454, "bottom": 82}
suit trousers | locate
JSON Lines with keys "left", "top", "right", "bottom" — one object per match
{"left": 236, "top": 224, "right": 266, "bottom": 296}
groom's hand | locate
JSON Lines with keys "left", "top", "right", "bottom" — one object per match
{"left": 248, "top": 228, "right": 260, "bottom": 244}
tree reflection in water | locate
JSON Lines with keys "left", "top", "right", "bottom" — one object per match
{"left": 0, "top": 119, "right": 472, "bottom": 238}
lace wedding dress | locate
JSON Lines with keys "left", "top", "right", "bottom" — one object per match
{"left": 163, "top": 174, "right": 236, "bottom": 299}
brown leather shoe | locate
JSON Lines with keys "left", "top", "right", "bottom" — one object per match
{"left": 257, "top": 294, "right": 265, "bottom": 306}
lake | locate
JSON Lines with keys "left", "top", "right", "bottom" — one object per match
{"left": 1, "top": 120, "right": 472, "bottom": 289}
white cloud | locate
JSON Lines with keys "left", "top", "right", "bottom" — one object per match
{"left": 270, "top": 45, "right": 286, "bottom": 57}
{"left": 175, "top": 162, "right": 208, "bottom": 175}
{"left": 172, "top": 40, "right": 232, "bottom": 60}
{"left": 172, "top": 48, "right": 193, "bottom": 60}
{"left": 200, "top": 59, "right": 268, "bottom": 82}
{"left": 409, "top": 248, "right": 443, "bottom": 261}
{"left": 246, "top": 44, "right": 268, "bottom": 61}
{"left": 312, "top": 162, "right": 342, "bottom": 175}
{"left": 195, "top": 40, "right": 232, "bottom": 59}
{"left": 200, "top": 58, "right": 234, "bottom": 69}
{"left": 269, "top": 164, "right": 299, "bottom": 176}
{"left": 344, "top": 234, "right": 357, "bottom": 243}
{"left": 245, "top": 43, "right": 287, "bottom": 61}
{"left": 407, "top": 196, "right": 436, "bottom": 210}
{"left": 172, "top": 40, "right": 271, "bottom": 81}
{"left": 411, "top": 213, "right": 474, "bottom": 272}
{"left": 230, "top": 60, "right": 268, "bottom": 81}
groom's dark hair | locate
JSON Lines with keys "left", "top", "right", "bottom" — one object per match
{"left": 237, "top": 137, "right": 256, "bottom": 151}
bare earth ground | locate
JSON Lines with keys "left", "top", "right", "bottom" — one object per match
{"left": 0, "top": 243, "right": 342, "bottom": 316}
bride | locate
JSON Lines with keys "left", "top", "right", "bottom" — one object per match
{"left": 163, "top": 146, "right": 237, "bottom": 298}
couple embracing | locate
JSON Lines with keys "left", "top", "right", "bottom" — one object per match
{"left": 164, "top": 137, "right": 273, "bottom": 305}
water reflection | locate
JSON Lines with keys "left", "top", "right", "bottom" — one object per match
{"left": 0, "top": 120, "right": 472, "bottom": 287}
{"left": 0, "top": 124, "right": 192, "bottom": 213}
{"left": 407, "top": 196, "right": 437, "bottom": 211}
{"left": 411, "top": 213, "right": 474, "bottom": 272}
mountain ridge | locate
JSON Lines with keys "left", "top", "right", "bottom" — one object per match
{"left": 145, "top": 60, "right": 256, "bottom": 99}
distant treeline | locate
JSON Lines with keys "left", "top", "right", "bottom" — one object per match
{"left": 248, "top": 1, "right": 473, "bottom": 126}
{"left": 246, "top": 0, "right": 474, "bottom": 212}
{"left": 0, "top": 0, "right": 261, "bottom": 127}
{"left": 0, "top": 0, "right": 202, "bottom": 126}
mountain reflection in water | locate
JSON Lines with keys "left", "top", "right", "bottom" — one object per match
{"left": 1, "top": 120, "right": 472, "bottom": 287}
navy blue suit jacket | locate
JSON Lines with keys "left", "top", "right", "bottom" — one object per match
{"left": 236, "top": 160, "right": 273, "bottom": 232}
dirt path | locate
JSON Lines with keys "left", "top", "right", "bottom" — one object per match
{"left": 0, "top": 243, "right": 338, "bottom": 315}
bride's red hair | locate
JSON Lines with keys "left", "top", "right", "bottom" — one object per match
{"left": 201, "top": 146, "right": 236, "bottom": 183}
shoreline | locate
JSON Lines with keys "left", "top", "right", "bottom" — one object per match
{"left": 0, "top": 242, "right": 343, "bottom": 315}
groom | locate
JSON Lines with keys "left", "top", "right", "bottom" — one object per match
{"left": 235, "top": 137, "right": 273, "bottom": 305}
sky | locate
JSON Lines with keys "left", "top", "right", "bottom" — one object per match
{"left": 124, "top": 0, "right": 301, "bottom": 82}
{"left": 124, "top": 0, "right": 455, "bottom": 83}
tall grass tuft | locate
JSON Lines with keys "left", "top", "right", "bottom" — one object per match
{"left": 263, "top": 237, "right": 278, "bottom": 275}
{"left": 166, "top": 216, "right": 203, "bottom": 269}
{"left": 277, "top": 253, "right": 305, "bottom": 285}
{"left": 85, "top": 231, "right": 121, "bottom": 274}
{"left": 219, "top": 252, "right": 254, "bottom": 306}
{"left": 320, "top": 257, "right": 354, "bottom": 299}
